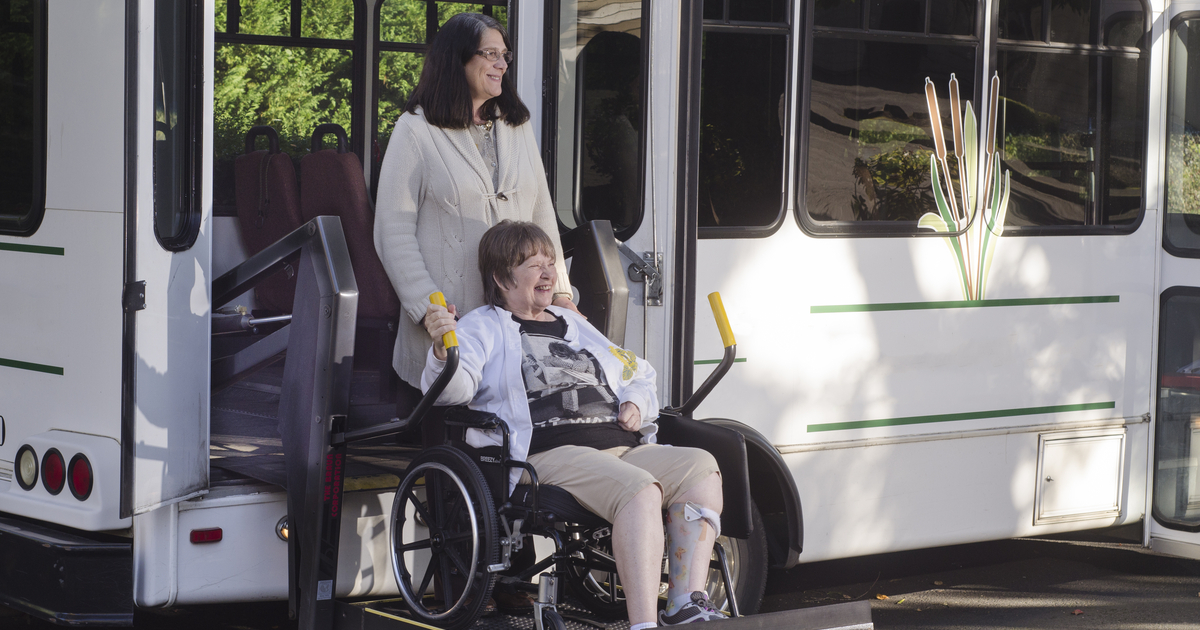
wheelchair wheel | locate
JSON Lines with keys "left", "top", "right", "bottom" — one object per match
{"left": 390, "top": 445, "right": 498, "bottom": 630}
{"left": 541, "top": 607, "right": 567, "bottom": 630}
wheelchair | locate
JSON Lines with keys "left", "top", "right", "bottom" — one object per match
{"left": 385, "top": 292, "right": 762, "bottom": 630}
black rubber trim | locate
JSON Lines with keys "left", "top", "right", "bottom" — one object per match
{"left": 1152, "top": 285, "right": 1200, "bottom": 534}
{"left": 0, "top": 0, "right": 48, "bottom": 237}
{"left": 119, "top": 0, "right": 139, "bottom": 520}
{"left": 671, "top": 0, "right": 703, "bottom": 407}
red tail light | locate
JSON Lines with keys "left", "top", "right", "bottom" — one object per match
{"left": 190, "top": 528, "right": 223, "bottom": 544}
{"left": 41, "top": 449, "right": 65, "bottom": 495}
{"left": 68, "top": 454, "right": 93, "bottom": 501}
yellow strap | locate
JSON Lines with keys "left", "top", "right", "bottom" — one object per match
{"left": 430, "top": 292, "right": 458, "bottom": 348}
{"left": 707, "top": 292, "right": 735, "bottom": 348}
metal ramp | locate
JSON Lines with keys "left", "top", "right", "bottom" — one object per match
{"left": 332, "top": 600, "right": 873, "bottom": 630}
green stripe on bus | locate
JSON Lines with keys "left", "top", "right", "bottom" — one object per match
{"left": 694, "top": 358, "right": 747, "bottom": 365}
{"left": 0, "top": 242, "right": 65, "bottom": 256}
{"left": 811, "top": 295, "right": 1119, "bottom": 314}
{"left": 0, "top": 358, "right": 65, "bottom": 376}
{"left": 807, "top": 401, "right": 1116, "bottom": 433}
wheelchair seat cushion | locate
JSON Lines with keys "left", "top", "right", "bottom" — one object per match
{"left": 510, "top": 484, "right": 609, "bottom": 529}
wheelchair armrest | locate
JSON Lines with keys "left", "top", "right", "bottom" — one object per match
{"left": 655, "top": 412, "right": 753, "bottom": 540}
{"left": 441, "top": 405, "right": 504, "bottom": 430}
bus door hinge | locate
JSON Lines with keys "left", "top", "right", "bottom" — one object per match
{"left": 618, "top": 244, "right": 663, "bottom": 307}
{"left": 123, "top": 281, "right": 146, "bottom": 312}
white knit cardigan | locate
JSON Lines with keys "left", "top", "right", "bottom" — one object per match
{"left": 373, "top": 108, "right": 572, "bottom": 387}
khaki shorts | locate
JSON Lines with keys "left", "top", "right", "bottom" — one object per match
{"left": 519, "top": 444, "right": 720, "bottom": 524}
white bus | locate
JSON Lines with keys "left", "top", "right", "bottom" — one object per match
{"left": 2, "top": 0, "right": 1200, "bottom": 625}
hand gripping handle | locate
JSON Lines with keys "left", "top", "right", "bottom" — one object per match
{"left": 430, "top": 292, "right": 458, "bottom": 349}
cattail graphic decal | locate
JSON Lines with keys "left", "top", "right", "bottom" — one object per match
{"left": 919, "top": 73, "right": 1012, "bottom": 301}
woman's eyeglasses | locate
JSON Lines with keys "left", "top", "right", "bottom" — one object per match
{"left": 475, "top": 49, "right": 514, "bottom": 64}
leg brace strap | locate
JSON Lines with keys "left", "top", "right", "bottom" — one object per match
{"left": 683, "top": 501, "right": 721, "bottom": 539}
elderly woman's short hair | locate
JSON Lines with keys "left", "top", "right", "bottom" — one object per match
{"left": 404, "top": 12, "right": 529, "bottom": 129}
{"left": 478, "top": 221, "right": 557, "bottom": 308}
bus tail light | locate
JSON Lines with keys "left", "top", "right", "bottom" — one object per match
{"left": 68, "top": 453, "right": 93, "bottom": 501}
{"left": 41, "top": 449, "right": 65, "bottom": 495}
{"left": 190, "top": 528, "right": 223, "bottom": 544}
{"left": 16, "top": 445, "right": 37, "bottom": 490}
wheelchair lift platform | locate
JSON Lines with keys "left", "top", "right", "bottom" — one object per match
{"left": 332, "top": 599, "right": 873, "bottom": 630}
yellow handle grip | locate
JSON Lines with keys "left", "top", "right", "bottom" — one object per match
{"left": 430, "top": 292, "right": 458, "bottom": 349}
{"left": 708, "top": 292, "right": 735, "bottom": 348}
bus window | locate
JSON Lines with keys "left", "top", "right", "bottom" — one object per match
{"left": 374, "top": 0, "right": 507, "bottom": 187}
{"left": 1154, "top": 289, "right": 1200, "bottom": 532}
{"left": 1165, "top": 16, "right": 1200, "bottom": 257}
{"left": 995, "top": 0, "right": 1146, "bottom": 230}
{"left": 154, "top": 0, "right": 203, "bottom": 251}
{"left": 212, "top": 0, "right": 360, "bottom": 217}
{"left": 802, "top": 0, "right": 977, "bottom": 232}
{"left": 697, "top": 0, "right": 788, "bottom": 235}
{"left": 545, "top": 0, "right": 646, "bottom": 241}
{"left": 0, "top": 0, "right": 46, "bottom": 237}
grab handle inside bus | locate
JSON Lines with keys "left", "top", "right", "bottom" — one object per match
{"left": 709, "top": 292, "right": 736, "bottom": 348}
{"left": 677, "top": 292, "right": 738, "bottom": 417}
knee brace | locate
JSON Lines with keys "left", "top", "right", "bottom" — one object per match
{"left": 683, "top": 501, "right": 721, "bottom": 539}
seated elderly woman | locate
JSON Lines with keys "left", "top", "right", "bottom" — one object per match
{"left": 421, "top": 220, "right": 725, "bottom": 628}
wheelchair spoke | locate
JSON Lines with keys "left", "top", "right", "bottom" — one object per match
{"left": 439, "top": 552, "right": 457, "bottom": 611}
{"left": 406, "top": 488, "right": 434, "bottom": 528}
{"left": 445, "top": 490, "right": 466, "bottom": 527}
{"left": 396, "top": 538, "right": 433, "bottom": 553}
{"left": 417, "top": 553, "right": 438, "bottom": 605}
{"left": 444, "top": 545, "right": 471, "bottom": 578}
{"left": 427, "top": 473, "right": 447, "bottom": 529}
{"left": 442, "top": 531, "right": 474, "bottom": 546}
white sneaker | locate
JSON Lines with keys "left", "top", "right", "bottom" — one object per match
{"left": 658, "top": 592, "right": 726, "bottom": 625}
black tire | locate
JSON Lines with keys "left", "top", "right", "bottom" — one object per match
{"left": 563, "top": 498, "right": 770, "bottom": 618}
{"left": 390, "top": 446, "right": 498, "bottom": 630}
{"left": 541, "top": 607, "right": 567, "bottom": 630}
{"left": 705, "top": 499, "right": 768, "bottom": 615}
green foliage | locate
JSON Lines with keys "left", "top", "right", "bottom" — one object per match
{"left": 851, "top": 148, "right": 937, "bottom": 221}
{"left": 1168, "top": 130, "right": 1200, "bottom": 216}
{"left": 213, "top": 0, "right": 355, "bottom": 163}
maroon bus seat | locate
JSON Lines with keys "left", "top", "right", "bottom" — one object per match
{"left": 301, "top": 124, "right": 402, "bottom": 395}
{"left": 234, "top": 126, "right": 304, "bottom": 314}
{"left": 300, "top": 124, "right": 401, "bottom": 322}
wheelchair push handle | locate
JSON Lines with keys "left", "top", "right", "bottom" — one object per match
{"left": 430, "top": 291, "right": 459, "bottom": 350}
{"left": 675, "top": 292, "right": 737, "bottom": 418}
{"left": 333, "top": 295, "right": 460, "bottom": 445}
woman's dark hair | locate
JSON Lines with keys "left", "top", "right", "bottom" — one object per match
{"left": 478, "top": 221, "right": 556, "bottom": 308}
{"left": 405, "top": 13, "right": 530, "bottom": 129}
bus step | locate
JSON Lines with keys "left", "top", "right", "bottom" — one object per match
{"left": 334, "top": 599, "right": 872, "bottom": 630}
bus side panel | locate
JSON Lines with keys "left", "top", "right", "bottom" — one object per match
{"left": 691, "top": 217, "right": 1156, "bottom": 561}
{"left": 0, "top": 209, "right": 126, "bottom": 529}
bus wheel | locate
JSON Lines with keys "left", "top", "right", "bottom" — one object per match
{"left": 705, "top": 498, "right": 768, "bottom": 616}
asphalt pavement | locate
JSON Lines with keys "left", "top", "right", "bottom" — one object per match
{"left": 3, "top": 525, "right": 1199, "bottom": 629}
{"left": 763, "top": 525, "right": 1200, "bottom": 629}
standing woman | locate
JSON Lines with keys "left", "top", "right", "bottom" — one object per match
{"left": 374, "top": 12, "right": 579, "bottom": 403}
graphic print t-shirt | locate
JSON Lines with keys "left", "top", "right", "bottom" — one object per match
{"left": 513, "top": 313, "right": 639, "bottom": 455}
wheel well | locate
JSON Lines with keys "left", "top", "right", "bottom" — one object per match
{"left": 706, "top": 419, "right": 803, "bottom": 569}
